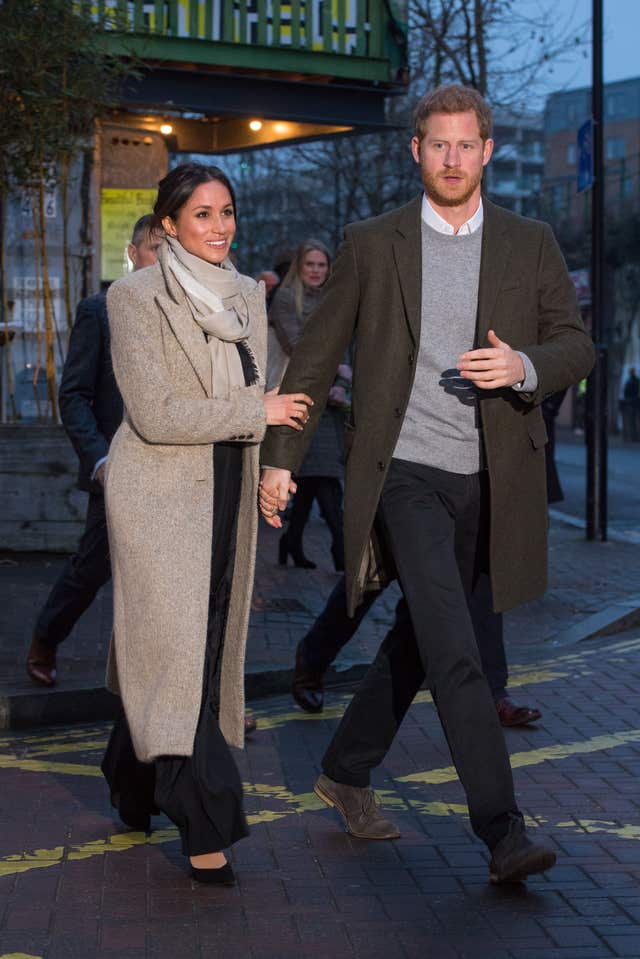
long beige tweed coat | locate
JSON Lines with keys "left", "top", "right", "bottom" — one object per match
{"left": 104, "top": 243, "right": 267, "bottom": 763}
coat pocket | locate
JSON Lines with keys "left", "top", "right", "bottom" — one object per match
{"left": 527, "top": 415, "right": 549, "bottom": 449}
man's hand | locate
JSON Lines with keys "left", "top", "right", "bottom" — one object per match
{"left": 457, "top": 330, "right": 525, "bottom": 390}
{"left": 259, "top": 468, "right": 295, "bottom": 528}
{"left": 95, "top": 463, "right": 107, "bottom": 487}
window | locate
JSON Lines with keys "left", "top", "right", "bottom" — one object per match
{"left": 606, "top": 137, "right": 625, "bottom": 160}
{"left": 566, "top": 144, "right": 577, "bottom": 165}
{"left": 606, "top": 93, "right": 627, "bottom": 119}
{"left": 552, "top": 184, "right": 566, "bottom": 213}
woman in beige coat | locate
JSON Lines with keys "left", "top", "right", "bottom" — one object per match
{"left": 101, "top": 162, "right": 311, "bottom": 885}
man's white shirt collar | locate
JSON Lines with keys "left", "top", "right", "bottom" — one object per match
{"left": 421, "top": 194, "right": 483, "bottom": 235}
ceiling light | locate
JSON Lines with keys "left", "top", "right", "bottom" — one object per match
{"left": 160, "top": 123, "right": 173, "bottom": 135}
{"left": 274, "top": 122, "right": 289, "bottom": 134}
{"left": 249, "top": 120, "right": 263, "bottom": 132}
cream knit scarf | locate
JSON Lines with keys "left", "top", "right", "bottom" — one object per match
{"left": 166, "top": 236, "right": 253, "bottom": 397}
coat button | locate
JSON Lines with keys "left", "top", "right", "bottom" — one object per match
{"left": 229, "top": 435, "right": 237, "bottom": 440}
{"left": 394, "top": 407, "right": 402, "bottom": 418}
{"left": 408, "top": 353, "right": 414, "bottom": 365}
{"left": 377, "top": 461, "right": 385, "bottom": 471}
{"left": 247, "top": 434, "right": 253, "bottom": 439}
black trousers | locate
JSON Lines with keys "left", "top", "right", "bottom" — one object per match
{"left": 321, "top": 458, "right": 519, "bottom": 849}
{"left": 286, "top": 476, "right": 344, "bottom": 564}
{"left": 299, "top": 567, "right": 508, "bottom": 699}
{"left": 34, "top": 492, "right": 111, "bottom": 649}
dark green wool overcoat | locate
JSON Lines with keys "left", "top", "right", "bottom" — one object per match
{"left": 261, "top": 196, "right": 595, "bottom": 615}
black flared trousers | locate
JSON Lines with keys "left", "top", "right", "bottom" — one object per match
{"left": 102, "top": 443, "right": 249, "bottom": 856}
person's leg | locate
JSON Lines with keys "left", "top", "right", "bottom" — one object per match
{"left": 471, "top": 572, "right": 543, "bottom": 728}
{"left": 27, "top": 493, "right": 112, "bottom": 685}
{"left": 314, "top": 477, "right": 345, "bottom": 570}
{"left": 322, "top": 596, "right": 423, "bottom": 785}
{"left": 293, "top": 575, "right": 381, "bottom": 713}
{"left": 101, "top": 705, "right": 157, "bottom": 831}
{"left": 299, "top": 576, "right": 381, "bottom": 675}
{"left": 377, "top": 461, "right": 520, "bottom": 848}
{"left": 154, "top": 443, "right": 247, "bottom": 883}
{"left": 33, "top": 493, "right": 111, "bottom": 649}
{"left": 323, "top": 460, "right": 518, "bottom": 847}
{"left": 281, "top": 477, "right": 317, "bottom": 565}
{"left": 470, "top": 572, "right": 508, "bottom": 699}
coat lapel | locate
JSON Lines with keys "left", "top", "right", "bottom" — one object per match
{"left": 153, "top": 242, "right": 212, "bottom": 397}
{"left": 476, "top": 199, "right": 512, "bottom": 345}
{"left": 156, "top": 292, "right": 213, "bottom": 397}
{"left": 391, "top": 195, "right": 423, "bottom": 346}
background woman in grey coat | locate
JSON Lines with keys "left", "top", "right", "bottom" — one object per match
{"left": 268, "top": 240, "right": 352, "bottom": 570}
{"left": 101, "top": 163, "right": 311, "bottom": 885}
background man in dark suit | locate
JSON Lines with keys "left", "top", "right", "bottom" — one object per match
{"left": 26, "top": 215, "right": 162, "bottom": 687}
{"left": 259, "top": 85, "right": 594, "bottom": 884}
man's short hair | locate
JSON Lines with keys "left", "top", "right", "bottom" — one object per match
{"left": 131, "top": 213, "right": 159, "bottom": 246}
{"left": 414, "top": 85, "right": 493, "bottom": 142}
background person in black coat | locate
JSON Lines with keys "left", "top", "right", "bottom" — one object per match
{"left": 25, "top": 216, "right": 162, "bottom": 686}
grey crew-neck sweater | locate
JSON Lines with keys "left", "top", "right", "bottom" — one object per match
{"left": 393, "top": 220, "right": 483, "bottom": 474}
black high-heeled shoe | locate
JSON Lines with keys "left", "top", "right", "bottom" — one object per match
{"left": 278, "top": 535, "right": 316, "bottom": 569}
{"left": 190, "top": 862, "right": 236, "bottom": 885}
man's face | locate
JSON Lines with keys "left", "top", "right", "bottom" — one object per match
{"left": 128, "top": 230, "right": 163, "bottom": 271}
{"left": 411, "top": 110, "right": 493, "bottom": 208}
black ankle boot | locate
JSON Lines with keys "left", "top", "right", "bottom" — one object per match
{"left": 279, "top": 534, "right": 316, "bottom": 568}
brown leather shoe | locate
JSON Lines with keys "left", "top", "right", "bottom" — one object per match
{"left": 26, "top": 635, "right": 57, "bottom": 686}
{"left": 496, "top": 696, "right": 542, "bottom": 727}
{"left": 489, "top": 817, "right": 556, "bottom": 883}
{"left": 292, "top": 642, "right": 324, "bottom": 713}
{"left": 314, "top": 774, "right": 401, "bottom": 840}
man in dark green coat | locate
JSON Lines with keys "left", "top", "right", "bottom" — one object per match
{"left": 260, "top": 85, "right": 594, "bottom": 884}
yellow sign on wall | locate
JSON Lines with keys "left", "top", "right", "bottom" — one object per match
{"left": 100, "top": 189, "right": 157, "bottom": 281}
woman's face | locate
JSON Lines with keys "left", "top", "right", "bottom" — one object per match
{"left": 162, "top": 180, "right": 236, "bottom": 265}
{"left": 300, "top": 249, "right": 329, "bottom": 288}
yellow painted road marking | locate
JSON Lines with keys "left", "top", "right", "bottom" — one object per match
{"left": 0, "top": 953, "right": 43, "bottom": 958}
{"left": 25, "top": 739, "right": 108, "bottom": 758}
{"left": 3, "top": 789, "right": 640, "bottom": 881}
{"left": 0, "top": 808, "right": 287, "bottom": 880}
{"left": 0, "top": 755, "right": 101, "bottom": 777}
{"left": 398, "top": 728, "right": 640, "bottom": 784}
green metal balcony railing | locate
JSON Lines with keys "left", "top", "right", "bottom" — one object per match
{"left": 95, "top": 0, "right": 408, "bottom": 83}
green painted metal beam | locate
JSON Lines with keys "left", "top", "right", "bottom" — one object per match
{"left": 101, "top": 33, "right": 392, "bottom": 83}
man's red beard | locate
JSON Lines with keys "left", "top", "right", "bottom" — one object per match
{"left": 422, "top": 168, "right": 482, "bottom": 208}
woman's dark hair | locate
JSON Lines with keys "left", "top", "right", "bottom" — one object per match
{"left": 153, "top": 162, "right": 237, "bottom": 226}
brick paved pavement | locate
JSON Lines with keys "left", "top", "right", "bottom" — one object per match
{"left": 2, "top": 628, "right": 640, "bottom": 958}
{"left": 2, "top": 514, "right": 640, "bottom": 704}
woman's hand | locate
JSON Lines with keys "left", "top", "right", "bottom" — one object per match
{"left": 263, "top": 387, "right": 313, "bottom": 430}
{"left": 259, "top": 468, "right": 295, "bottom": 527}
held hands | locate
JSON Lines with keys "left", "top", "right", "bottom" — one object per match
{"left": 457, "top": 330, "right": 525, "bottom": 390}
{"left": 95, "top": 463, "right": 107, "bottom": 487}
{"left": 259, "top": 468, "right": 295, "bottom": 527}
{"left": 262, "top": 387, "right": 313, "bottom": 429}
